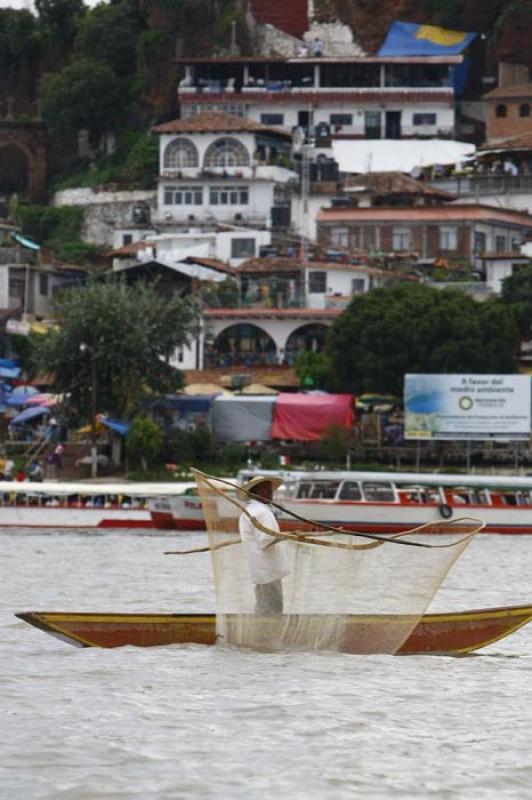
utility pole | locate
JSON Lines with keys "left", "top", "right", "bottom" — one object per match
{"left": 80, "top": 342, "right": 98, "bottom": 478}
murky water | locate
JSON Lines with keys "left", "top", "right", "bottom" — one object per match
{"left": 1, "top": 530, "right": 532, "bottom": 799}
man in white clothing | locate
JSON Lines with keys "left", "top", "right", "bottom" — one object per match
{"left": 238, "top": 476, "right": 289, "bottom": 614}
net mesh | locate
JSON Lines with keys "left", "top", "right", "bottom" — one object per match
{"left": 194, "top": 470, "right": 483, "bottom": 654}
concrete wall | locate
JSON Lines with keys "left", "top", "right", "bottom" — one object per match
{"left": 242, "top": 99, "right": 454, "bottom": 137}
{"left": 53, "top": 188, "right": 156, "bottom": 247}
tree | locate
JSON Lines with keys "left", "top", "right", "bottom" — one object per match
{"left": 327, "top": 284, "right": 519, "bottom": 395}
{"left": 294, "top": 351, "right": 332, "bottom": 390}
{"left": 0, "top": 9, "right": 40, "bottom": 83}
{"left": 36, "top": 0, "right": 84, "bottom": 53}
{"left": 126, "top": 415, "right": 163, "bottom": 471}
{"left": 39, "top": 57, "right": 131, "bottom": 147}
{"left": 500, "top": 263, "right": 532, "bottom": 338}
{"left": 75, "top": 1, "right": 142, "bottom": 79}
{"left": 31, "top": 279, "right": 199, "bottom": 419}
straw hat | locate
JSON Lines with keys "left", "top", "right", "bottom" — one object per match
{"left": 240, "top": 475, "right": 284, "bottom": 494}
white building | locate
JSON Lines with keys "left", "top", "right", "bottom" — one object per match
{"left": 111, "top": 227, "right": 272, "bottom": 268}
{"left": 177, "top": 55, "right": 460, "bottom": 139}
{"left": 151, "top": 111, "right": 296, "bottom": 230}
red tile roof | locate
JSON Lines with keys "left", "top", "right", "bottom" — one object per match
{"left": 479, "top": 133, "right": 532, "bottom": 153}
{"left": 237, "top": 257, "right": 373, "bottom": 273}
{"left": 344, "top": 171, "right": 454, "bottom": 199}
{"left": 180, "top": 90, "right": 453, "bottom": 106}
{"left": 204, "top": 308, "right": 342, "bottom": 320}
{"left": 185, "top": 366, "right": 300, "bottom": 388}
{"left": 152, "top": 111, "right": 290, "bottom": 138}
{"left": 484, "top": 82, "right": 532, "bottom": 100}
{"left": 317, "top": 204, "right": 532, "bottom": 227}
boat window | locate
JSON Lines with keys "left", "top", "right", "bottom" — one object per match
{"left": 296, "top": 482, "right": 313, "bottom": 499}
{"left": 184, "top": 488, "right": 198, "bottom": 496}
{"left": 515, "top": 491, "right": 526, "bottom": 506}
{"left": 309, "top": 481, "right": 340, "bottom": 499}
{"left": 339, "top": 481, "right": 362, "bottom": 501}
{"left": 452, "top": 492, "right": 469, "bottom": 505}
{"left": 472, "top": 489, "right": 491, "bottom": 506}
{"left": 362, "top": 481, "right": 395, "bottom": 502}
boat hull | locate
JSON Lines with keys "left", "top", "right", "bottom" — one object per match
{"left": 148, "top": 494, "right": 532, "bottom": 535}
{"left": 280, "top": 500, "right": 532, "bottom": 535}
{"left": 16, "top": 605, "right": 532, "bottom": 655}
{"left": 0, "top": 506, "right": 153, "bottom": 529}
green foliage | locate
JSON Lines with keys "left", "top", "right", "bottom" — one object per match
{"left": 500, "top": 264, "right": 532, "bottom": 337}
{"left": 201, "top": 278, "right": 240, "bottom": 308}
{"left": 75, "top": 1, "right": 142, "bottom": 79}
{"left": 16, "top": 203, "right": 83, "bottom": 243}
{"left": 320, "top": 424, "right": 351, "bottom": 463}
{"left": 220, "top": 442, "right": 248, "bottom": 467}
{"left": 126, "top": 415, "right": 164, "bottom": 471}
{"left": 39, "top": 57, "right": 132, "bottom": 146}
{"left": 52, "top": 131, "right": 158, "bottom": 190}
{"left": 294, "top": 351, "right": 332, "bottom": 390}
{"left": 327, "top": 284, "right": 519, "bottom": 396}
{"left": 36, "top": 0, "right": 84, "bottom": 51}
{"left": 422, "top": 0, "right": 463, "bottom": 28}
{"left": 15, "top": 204, "right": 100, "bottom": 263}
{"left": 31, "top": 278, "right": 199, "bottom": 418}
{"left": 0, "top": 9, "right": 40, "bottom": 79}
{"left": 166, "top": 426, "right": 215, "bottom": 465}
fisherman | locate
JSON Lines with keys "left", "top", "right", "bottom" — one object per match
{"left": 238, "top": 476, "right": 289, "bottom": 614}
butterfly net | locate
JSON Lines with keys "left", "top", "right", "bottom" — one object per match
{"left": 194, "top": 470, "right": 482, "bottom": 654}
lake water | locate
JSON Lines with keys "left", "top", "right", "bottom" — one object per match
{"left": 2, "top": 530, "right": 532, "bottom": 800}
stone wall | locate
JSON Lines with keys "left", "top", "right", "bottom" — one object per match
{"left": 53, "top": 188, "right": 156, "bottom": 246}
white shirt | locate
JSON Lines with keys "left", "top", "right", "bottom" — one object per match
{"left": 239, "top": 499, "right": 289, "bottom": 585}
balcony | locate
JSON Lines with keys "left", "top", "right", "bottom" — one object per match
{"left": 430, "top": 173, "right": 532, "bottom": 198}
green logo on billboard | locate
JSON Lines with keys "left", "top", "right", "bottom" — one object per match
{"left": 459, "top": 396, "right": 474, "bottom": 411}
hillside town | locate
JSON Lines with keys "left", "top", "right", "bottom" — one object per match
{"left": 1, "top": 0, "right": 532, "bottom": 473}
{"left": 4, "top": 4, "right": 532, "bottom": 795}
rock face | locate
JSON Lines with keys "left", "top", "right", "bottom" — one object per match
{"left": 313, "top": 0, "right": 532, "bottom": 66}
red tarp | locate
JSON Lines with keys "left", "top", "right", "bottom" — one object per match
{"left": 271, "top": 393, "right": 355, "bottom": 441}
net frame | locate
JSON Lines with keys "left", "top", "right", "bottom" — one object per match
{"left": 189, "top": 469, "right": 484, "bottom": 654}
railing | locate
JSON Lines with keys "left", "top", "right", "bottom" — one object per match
{"left": 430, "top": 174, "right": 532, "bottom": 197}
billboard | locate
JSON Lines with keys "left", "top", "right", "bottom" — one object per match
{"left": 404, "top": 374, "right": 531, "bottom": 441}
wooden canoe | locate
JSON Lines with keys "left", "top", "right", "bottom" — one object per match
{"left": 15, "top": 605, "right": 532, "bottom": 655}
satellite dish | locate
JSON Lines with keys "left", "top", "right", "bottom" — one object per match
{"left": 292, "top": 127, "right": 305, "bottom": 152}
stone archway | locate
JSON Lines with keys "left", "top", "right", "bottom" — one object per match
{"left": 284, "top": 323, "right": 329, "bottom": 365}
{"left": 209, "top": 323, "right": 277, "bottom": 368}
{"left": 0, "top": 122, "right": 47, "bottom": 203}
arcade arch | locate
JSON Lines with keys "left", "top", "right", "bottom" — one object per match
{"left": 209, "top": 323, "right": 277, "bottom": 368}
{"left": 0, "top": 122, "right": 47, "bottom": 204}
{"left": 0, "top": 144, "right": 29, "bottom": 195}
{"left": 284, "top": 323, "right": 329, "bottom": 365}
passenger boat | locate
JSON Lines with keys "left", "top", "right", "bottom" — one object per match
{"left": 278, "top": 471, "right": 532, "bottom": 535}
{"left": 0, "top": 480, "right": 195, "bottom": 529}
{"left": 16, "top": 605, "right": 532, "bottom": 655}
{"left": 149, "top": 470, "right": 532, "bottom": 535}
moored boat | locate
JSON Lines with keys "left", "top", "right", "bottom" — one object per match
{"left": 16, "top": 605, "right": 532, "bottom": 655}
{"left": 149, "top": 470, "right": 532, "bottom": 534}
{"left": 0, "top": 480, "right": 196, "bottom": 529}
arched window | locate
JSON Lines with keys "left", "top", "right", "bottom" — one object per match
{"left": 496, "top": 104, "right": 507, "bottom": 118}
{"left": 163, "top": 138, "right": 198, "bottom": 169}
{"left": 519, "top": 103, "right": 530, "bottom": 118}
{"left": 204, "top": 137, "right": 250, "bottom": 168}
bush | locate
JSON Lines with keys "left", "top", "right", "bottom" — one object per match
{"left": 126, "top": 415, "right": 163, "bottom": 471}
{"left": 321, "top": 424, "right": 351, "bottom": 463}
{"left": 220, "top": 443, "right": 248, "bottom": 467}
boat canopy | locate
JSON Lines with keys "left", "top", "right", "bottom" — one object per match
{"left": 277, "top": 470, "right": 532, "bottom": 491}
{"left": 0, "top": 480, "right": 204, "bottom": 497}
